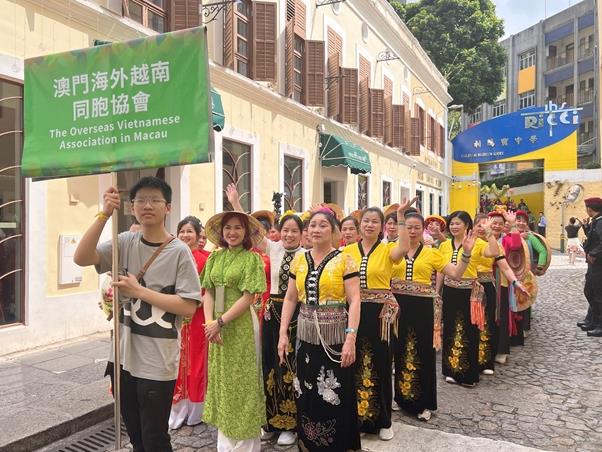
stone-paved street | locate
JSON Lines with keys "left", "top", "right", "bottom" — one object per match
{"left": 169, "top": 264, "right": 602, "bottom": 452}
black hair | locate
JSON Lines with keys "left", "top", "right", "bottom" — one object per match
{"left": 129, "top": 176, "right": 172, "bottom": 203}
{"left": 405, "top": 212, "right": 425, "bottom": 225}
{"left": 341, "top": 216, "right": 360, "bottom": 231}
{"left": 302, "top": 219, "right": 310, "bottom": 231}
{"left": 405, "top": 207, "right": 419, "bottom": 216}
{"left": 569, "top": 217, "right": 576, "bottom": 224}
{"left": 279, "top": 214, "right": 303, "bottom": 232}
{"left": 257, "top": 218, "right": 271, "bottom": 233}
{"left": 177, "top": 216, "right": 202, "bottom": 235}
{"left": 384, "top": 212, "right": 397, "bottom": 224}
{"left": 447, "top": 210, "right": 473, "bottom": 230}
{"left": 361, "top": 207, "right": 385, "bottom": 240}
{"left": 309, "top": 210, "right": 338, "bottom": 232}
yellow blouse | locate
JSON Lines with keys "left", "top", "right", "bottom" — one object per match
{"left": 439, "top": 238, "right": 488, "bottom": 279}
{"left": 290, "top": 250, "right": 359, "bottom": 305}
{"left": 472, "top": 238, "right": 495, "bottom": 273}
{"left": 342, "top": 241, "right": 400, "bottom": 290}
{"left": 391, "top": 246, "right": 447, "bottom": 285}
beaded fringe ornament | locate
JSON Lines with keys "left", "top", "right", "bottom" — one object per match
{"left": 297, "top": 305, "right": 348, "bottom": 346}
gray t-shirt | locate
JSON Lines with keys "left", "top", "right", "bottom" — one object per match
{"left": 96, "top": 231, "right": 201, "bottom": 381}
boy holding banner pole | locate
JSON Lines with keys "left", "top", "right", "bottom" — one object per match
{"left": 74, "top": 176, "right": 201, "bottom": 451}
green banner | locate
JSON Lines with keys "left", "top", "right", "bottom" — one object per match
{"left": 22, "top": 27, "right": 212, "bottom": 178}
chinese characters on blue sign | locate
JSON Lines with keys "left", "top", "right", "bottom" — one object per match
{"left": 452, "top": 102, "right": 581, "bottom": 163}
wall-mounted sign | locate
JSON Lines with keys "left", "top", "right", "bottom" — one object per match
{"left": 453, "top": 102, "right": 581, "bottom": 164}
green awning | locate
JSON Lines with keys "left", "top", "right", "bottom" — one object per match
{"left": 211, "top": 88, "right": 225, "bottom": 132}
{"left": 319, "top": 133, "right": 371, "bottom": 174}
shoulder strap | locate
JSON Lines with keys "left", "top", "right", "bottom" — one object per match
{"left": 136, "top": 236, "right": 176, "bottom": 281}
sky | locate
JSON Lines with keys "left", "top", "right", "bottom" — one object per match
{"left": 405, "top": 0, "right": 580, "bottom": 39}
{"left": 493, "top": 0, "right": 580, "bottom": 38}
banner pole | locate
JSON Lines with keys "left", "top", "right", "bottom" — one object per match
{"left": 111, "top": 171, "right": 122, "bottom": 450}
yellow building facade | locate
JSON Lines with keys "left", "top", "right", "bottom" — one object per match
{"left": 0, "top": 0, "right": 451, "bottom": 353}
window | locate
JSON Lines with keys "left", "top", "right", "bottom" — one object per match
{"left": 358, "top": 175, "right": 368, "bottom": 209}
{"left": 469, "top": 106, "right": 482, "bottom": 124}
{"left": 492, "top": 101, "right": 506, "bottom": 117}
{"left": 222, "top": 139, "right": 252, "bottom": 212}
{"left": 415, "top": 189, "right": 424, "bottom": 212}
{"left": 382, "top": 180, "right": 391, "bottom": 206}
{"left": 126, "top": 0, "right": 167, "bottom": 33}
{"left": 438, "top": 194, "right": 443, "bottom": 216}
{"left": 519, "top": 49, "right": 536, "bottom": 70}
{"left": 283, "top": 155, "right": 303, "bottom": 212}
{"left": 519, "top": 90, "right": 535, "bottom": 109}
{"left": 579, "top": 34, "right": 594, "bottom": 58}
{"left": 418, "top": 107, "right": 425, "bottom": 146}
{"left": 0, "top": 78, "right": 24, "bottom": 326}
{"left": 429, "top": 193, "right": 434, "bottom": 216}
{"left": 292, "top": 36, "right": 304, "bottom": 102}
{"left": 234, "top": 1, "right": 252, "bottom": 77}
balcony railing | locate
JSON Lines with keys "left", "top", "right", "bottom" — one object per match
{"left": 579, "top": 88, "right": 594, "bottom": 104}
{"left": 579, "top": 44, "right": 594, "bottom": 59}
{"left": 550, "top": 92, "right": 574, "bottom": 106}
{"left": 546, "top": 51, "right": 574, "bottom": 70}
{"left": 579, "top": 132, "right": 594, "bottom": 145}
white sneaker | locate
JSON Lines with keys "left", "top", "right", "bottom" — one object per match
{"left": 392, "top": 400, "right": 401, "bottom": 411}
{"left": 494, "top": 354, "right": 508, "bottom": 364}
{"left": 445, "top": 376, "right": 457, "bottom": 384}
{"left": 379, "top": 427, "right": 394, "bottom": 441}
{"left": 417, "top": 409, "right": 432, "bottom": 421}
{"left": 260, "top": 429, "right": 276, "bottom": 441}
{"left": 277, "top": 431, "right": 297, "bottom": 446}
{"left": 482, "top": 369, "right": 494, "bottom": 375}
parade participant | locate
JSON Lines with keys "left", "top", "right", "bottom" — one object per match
{"left": 391, "top": 213, "right": 474, "bottom": 422}
{"left": 169, "top": 216, "right": 209, "bottom": 430}
{"left": 473, "top": 214, "right": 529, "bottom": 373}
{"left": 514, "top": 210, "right": 549, "bottom": 342}
{"left": 258, "top": 212, "right": 304, "bottom": 445}
{"left": 424, "top": 215, "right": 447, "bottom": 248}
{"left": 223, "top": 184, "right": 304, "bottom": 446}
{"left": 74, "top": 177, "right": 201, "bottom": 452}
{"left": 581, "top": 197, "right": 602, "bottom": 337}
{"left": 343, "top": 201, "right": 414, "bottom": 440}
{"left": 341, "top": 215, "right": 361, "bottom": 246}
{"left": 301, "top": 219, "right": 312, "bottom": 250}
{"left": 436, "top": 211, "right": 499, "bottom": 387}
{"left": 565, "top": 218, "right": 584, "bottom": 265}
{"left": 198, "top": 226, "right": 210, "bottom": 256}
{"left": 278, "top": 209, "right": 361, "bottom": 452}
{"left": 201, "top": 211, "right": 267, "bottom": 452}
{"left": 383, "top": 205, "right": 399, "bottom": 243}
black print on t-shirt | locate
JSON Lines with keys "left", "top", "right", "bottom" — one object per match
{"left": 121, "top": 278, "right": 178, "bottom": 339}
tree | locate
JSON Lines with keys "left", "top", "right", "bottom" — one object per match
{"left": 389, "top": 0, "right": 506, "bottom": 112}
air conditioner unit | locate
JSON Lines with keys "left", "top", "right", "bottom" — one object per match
{"left": 98, "top": 0, "right": 122, "bottom": 16}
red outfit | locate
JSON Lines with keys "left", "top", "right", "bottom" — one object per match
{"left": 172, "top": 248, "right": 209, "bottom": 405}
{"left": 252, "top": 248, "right": 271, "bottom": 330}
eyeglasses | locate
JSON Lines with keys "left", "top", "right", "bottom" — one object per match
{"left": 132, "top": 197, "right": 167, "bottom": 206}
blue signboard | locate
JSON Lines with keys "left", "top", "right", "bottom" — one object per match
{"left": 452, "top": 102, "right": 581, "bottom": 163}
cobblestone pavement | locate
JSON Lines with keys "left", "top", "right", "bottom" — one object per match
{"left": 168, "top": 266, "right": 602, "bottom": 451}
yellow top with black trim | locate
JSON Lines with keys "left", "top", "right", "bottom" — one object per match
{"left": 391, "top": 245, "right": 447, "bottom": 285}
{"left": 439, "top": 238, "right": 488, "bottom": 279}
{"left": 342, "top": 241, "right": 401, "bottom": 290}
{"left": 290, "top": 250, "right": 358, "bottom": 305}
{"left": 472, "top": 238, "right": 495, "bottom": 273}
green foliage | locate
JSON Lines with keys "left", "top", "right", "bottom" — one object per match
{"left": 483, "top": 168, "right": 543, "bottom": 188}
{"left": 389, "top": 0, "right": 506, "bottom": 112}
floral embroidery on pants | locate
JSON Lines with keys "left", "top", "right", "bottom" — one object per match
{"left": 301, "top": 415, "right": 336, "bottom": 447}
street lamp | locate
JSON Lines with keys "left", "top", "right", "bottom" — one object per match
{"left": 447, "top": 104, "right": 464, "bottom": 140}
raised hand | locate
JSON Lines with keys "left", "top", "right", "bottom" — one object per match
{"left": 503, "top": 210, "right": 516, "bottom": 225}
{"left": 225, "top": 183, "right": 239, "bottom": 205}
{"left": 398, "top": 196, "right": 419, "bottom": 216}
{"left": 462, "top": 229, "right": 476, "bottom": 253}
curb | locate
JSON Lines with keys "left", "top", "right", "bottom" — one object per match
{"left": 0, "top": 403, "right": 113, "bottom": 452}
